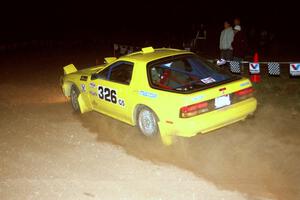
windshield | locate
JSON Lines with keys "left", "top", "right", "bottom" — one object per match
{"left": 148, "top": 55, "right": 237, "bottom": 93}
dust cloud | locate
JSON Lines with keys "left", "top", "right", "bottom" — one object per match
{"left": 1, "top": 50, "right": 299, "bottom": 199}
{"left": 77, "top": 77, "right": 300, "bottom": 200}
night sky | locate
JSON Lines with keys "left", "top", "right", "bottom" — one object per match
{"left": 1, "top": 1, "right": 299, "bottom": 50}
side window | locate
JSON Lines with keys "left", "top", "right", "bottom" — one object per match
{"left": 148, "top": 59, "right": 192, "bottom": 89}
{"left": 108, "top": 62, "right": 134, "bottom": 85}
{"left": 98, "top": 67, "right": 110, "bottom": 80}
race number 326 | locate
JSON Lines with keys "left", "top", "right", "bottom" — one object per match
{"left": 98, "top": 86, "right": 117, "bottom": 104}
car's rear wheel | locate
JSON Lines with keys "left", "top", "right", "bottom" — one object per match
{"left": 137, "top": 107, "right": 158, "bottom": 137}
{"left": 70, "top": 85, "right": 80, "bottom": 112}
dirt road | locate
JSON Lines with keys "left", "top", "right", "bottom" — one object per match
{"left": 0, "top": 50, "right": 299, "bottom": 200}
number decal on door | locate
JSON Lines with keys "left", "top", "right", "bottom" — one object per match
{"left": 111, "top": 90, "right": 117, "bottom": 104}
{"left": 98, "top": 86, "right": 104, "bottom": 99}
{"left": 98, "top": 86, "right": 118, "bottom": 104}
{"left": 104, "top": 88, "right": 111, "bottom": 102}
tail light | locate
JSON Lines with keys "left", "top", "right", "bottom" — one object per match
{"left": 180, "top": 87, "right": 254, "bottom": 118}
{"left": 234, "top": 87, "right": 254, "bottom": 100}
{"left": 235, "top": 87, "right": 253, "bottom": 96}
{"left": 180, "top": 101, "right": 209, "bottom": 118}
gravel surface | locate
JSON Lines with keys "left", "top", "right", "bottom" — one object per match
{"left": 0, "top": 50, "right": 299, "bottom": 200}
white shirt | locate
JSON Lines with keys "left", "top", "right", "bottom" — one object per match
{"left": 219, "top": 27, "right": 234, "bottom": 50}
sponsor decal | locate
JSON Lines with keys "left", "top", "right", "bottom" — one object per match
{"left": 192, "top": 95, "right": 204, "bottom": 101}
{"left": 240, "top": 82, "right": 250, "bottom": 87}
{"left": 118, "top": 98, "right": 125, "bottom": 107}
{"left": 80, "top": 76, "right": 88, "bottom": 81}
{"left": 90, "top": 82, "right": 96, "bottom": 88}
{"left": 80, "top": 84, "right": 86, "bottom": 92}
{"left": 89, "top": 91, "right": 97, "bottom": 96}
{"left": 290, "top": 63, "right": 300, "bottom": 76}
{"left": 201, "top": 77, "right": 216, "bottom": 84}
{"left": 249, "top": 63, "right": 260, "bottom": 74}
{"left": 139, "top": 91, "right": 158, "bottom": 98}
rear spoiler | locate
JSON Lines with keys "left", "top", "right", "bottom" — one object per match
{"left": 63, "top": 64, "right": 77, "bottom": 75}
{"left": 104, "top": 57, "right": 117, "bottom": 64}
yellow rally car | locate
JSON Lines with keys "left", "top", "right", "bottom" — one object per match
{"left": 61, "top": 47, "right": 257, "bottom": 145}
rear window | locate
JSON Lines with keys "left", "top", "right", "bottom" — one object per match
{"left": 147, "top": 55, "right": 239, "bottom": 93}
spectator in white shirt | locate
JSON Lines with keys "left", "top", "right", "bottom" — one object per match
{"left": 219, "top": 21, "right": 234, "bottom": 60}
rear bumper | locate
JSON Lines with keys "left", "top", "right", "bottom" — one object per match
{"left": 158, "top": 97, "right": 257, "bottom": 137}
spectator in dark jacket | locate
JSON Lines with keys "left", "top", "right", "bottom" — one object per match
{"left": 232, "top": 25, "right": 248, "bottom": 61}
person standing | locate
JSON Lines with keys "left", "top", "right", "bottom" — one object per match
{"left": 232, "top": 25, "right": 248, "bottom": 61}
{"left": 195, "top": 23, "right": 207, "bottom": 53}
{"left": 232, "top": 25, "right": 248, "bottom": 73}
{"left": 219, "top": 21, "right": 234, "bottom": 60}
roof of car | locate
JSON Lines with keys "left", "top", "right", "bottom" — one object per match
{"left": 121, "top": 48, "right": 194, "bottom": 63}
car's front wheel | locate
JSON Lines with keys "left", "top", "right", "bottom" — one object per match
{"left": 137, "top": 107, "right": 159, "bottom": 137}
{"left": 70, "top": 85, "right": 80, "bottom": 112}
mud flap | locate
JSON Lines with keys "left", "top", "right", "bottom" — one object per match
{"left": 158, "top": 121, "right": 173, "bottom": 146}
{"left": 77, "top": 93, "right": 92, "bottom": 114}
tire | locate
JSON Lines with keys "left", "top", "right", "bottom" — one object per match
{"left": 137, "top": 107, "right": 159, "bottom": 137}
{"left": 70, "top": 85, "right": 80, "bottom": 112}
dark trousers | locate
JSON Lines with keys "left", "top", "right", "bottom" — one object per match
{"left": 220, "top": 49, "right": 233, "bottom": 60}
